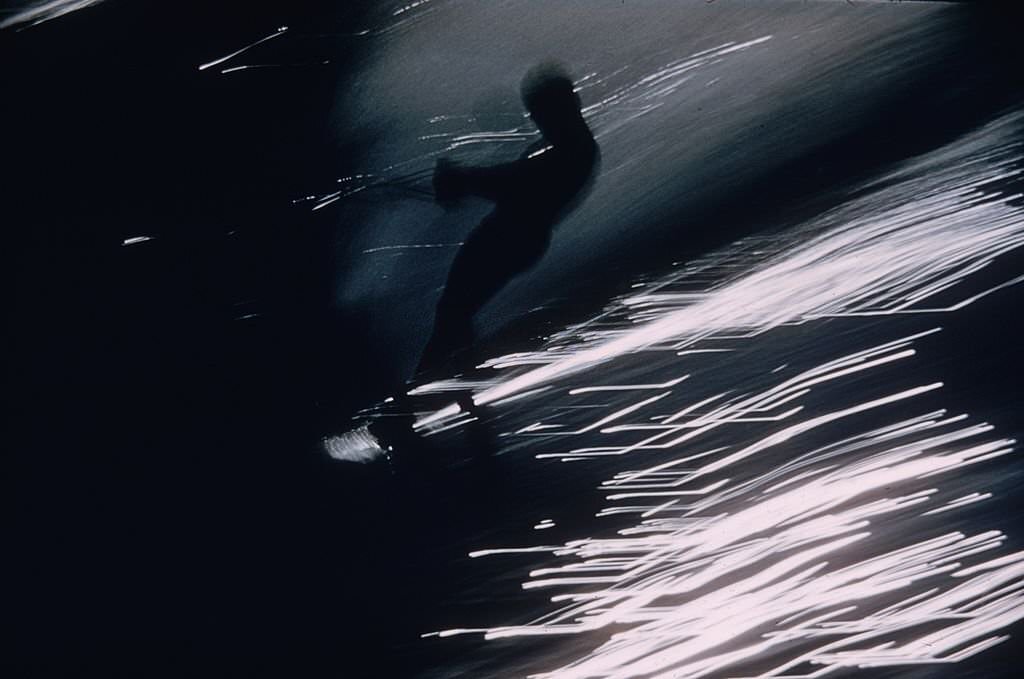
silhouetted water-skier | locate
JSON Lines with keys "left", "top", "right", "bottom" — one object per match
{"left": 417, "top": 62, "right": 600, "bottom": 377}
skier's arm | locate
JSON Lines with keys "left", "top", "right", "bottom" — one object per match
{"left": 433, "top": 157, "right": 530, "bottom": 204}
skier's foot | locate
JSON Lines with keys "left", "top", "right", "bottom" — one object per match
{"left": 455, "top": 390, "right": 477, "bottom": 417}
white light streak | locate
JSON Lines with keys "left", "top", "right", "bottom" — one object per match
{"left": 404, "top": 111, "right": 1024, "bottom": 419}
{"left": 198, "top": 26, "right": 289, "bottom": 72}
{"left": 362, "top": 242, "right": 463, "bottom": 254}
{"left": 432, "top": 391, "right": 1024, "bottom": 677}
{"left": 417, "top": 110, "right": 1024, "bottom": 677}
{"left": 1, "top": 0, "right": 103, "bottom": 30}
{"left": 304, "top": 34, "right": 775, "bottom": 211}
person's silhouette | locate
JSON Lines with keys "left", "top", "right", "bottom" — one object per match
{"left": 417, "top": 62, "right": 600, "bottom": 377}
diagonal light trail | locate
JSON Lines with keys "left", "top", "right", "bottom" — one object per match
{"left": 420, "top": 110, "right": 1024, "bottom": 677}
{"left": 1, "top": 0, "right": 104, "bottom": 30}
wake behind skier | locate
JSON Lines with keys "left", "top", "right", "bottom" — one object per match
{"left": 417, "top": 61, "right": 600, "bottom": 377}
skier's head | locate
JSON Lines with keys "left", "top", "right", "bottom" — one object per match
{"left": 520, "top": 62, "right": 586, "bottom": 144}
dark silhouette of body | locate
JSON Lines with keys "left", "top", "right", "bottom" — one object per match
{"left": 417, "top": 63, "right": 600, "bottom": 376}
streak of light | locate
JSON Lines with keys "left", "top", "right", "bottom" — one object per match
{"left": 429, "top": 355, "right": 1024, "bottom": 677}
{"left": 922, "top": 493, "right": 993, "bottom": 516}
{"left": 569, "top": 375, "right": 689, "bottom": 395}
{"left": 1, "top": 0, "right": 103, "bottom": 30}
{"left": 417, "top": 110, "right": 1024, "bottom": 676}
{"left": 217, "top": 62, "right": 331, "bottom": 75}
{"left": 408, "top": 111, "right": 1024, "bottom": 417}
{"left": 434, "top": 388, "right": 1024, "bottom": 675}
{"left": 392, "top": 0, "right": 433, "bottom": 17}
{"left": 362, "top": 242, "right": 463, "bottom": 254}
{"left": 198, "top": 26, "right": 288, "bottom": 72}
{"left": 303, "top": 34, "right": 774, "bottom": 211}
{"left": 583, "top": 37, "right": 774, "bottom": 140}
